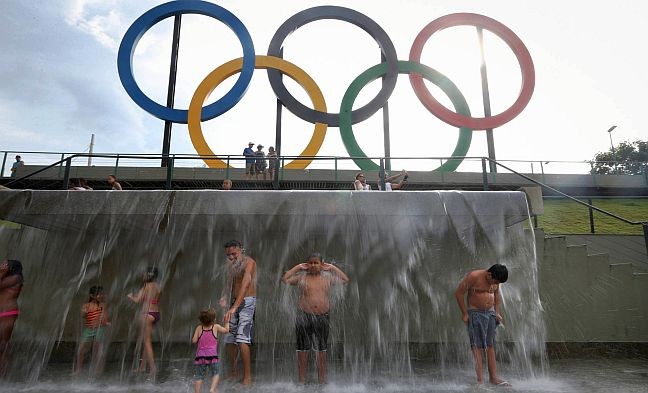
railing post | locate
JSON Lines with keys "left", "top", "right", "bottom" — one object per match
{"left": 280, "top": 158, "right": 285, "bottom": 181}
{"left": 334, "top": 157, "right": 338, "bottom": 183}
{"left": 643, "top": 163, "right": 648, "bottom": 186}
{"left": 225, "top": 156, "right": 230, "bottom": 180}
{"left": 481, "top": 158, "right": 489, "bottom": 191}
{"left": 113, "top": 154, "right": 120, "bottom": 176}
{"left": 439, "top": 158, "right": 445, "bottom": 183}
{"left": 58, "top": 153, "right": 65, "bottom": 178}
{"left": 588, "top": 198, "right": 596, "bottom": 234}
{"left": 379, "top": 158, "right": 386, "bottom": 191}
{"left": 1, "top": 152, "right": 7, "bottom": 177}
{"left": 643, "top": 224, "right": 648, "bottom": 257}
{"left": 165, "top": 156, "right": 174, "bottom": 190}
{"left": 62, "top": 157, "right": 72, "bottom": 189}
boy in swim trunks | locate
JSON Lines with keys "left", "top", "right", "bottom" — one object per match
{"left": 454, "top": 263, "right": 510, "bottom": 387}
{"left": 282, "top": 253, "right": 349, "bottom": 384}
{"left": 222, "top": 240, "right": 257, "bottom": 386}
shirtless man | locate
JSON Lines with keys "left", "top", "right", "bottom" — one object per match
{"left": 454, "top": 263, "right": 510, "bottom": 387}
{"left": 0, "top": 259, "right": 23, "bottom": 378}
{"left": 222, "top": 240, "right": 257, "bottom": 385}
{"left": 282, "top": 253, "right": 349, "bottom": 384}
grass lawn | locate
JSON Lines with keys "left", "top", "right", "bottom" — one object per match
{"left": 537, "top": 198, "right": 648, "bottom": 234}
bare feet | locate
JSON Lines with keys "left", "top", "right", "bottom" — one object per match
{"left": 241, "top": 377, "right": 252, "bottom": 386}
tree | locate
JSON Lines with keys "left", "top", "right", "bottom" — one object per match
{"left": 592, "top": 139, "right": 648, "bottom": 175}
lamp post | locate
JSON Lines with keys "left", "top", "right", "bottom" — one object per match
{"left": 607, "top": 125, "right": 617, "bottom": 173}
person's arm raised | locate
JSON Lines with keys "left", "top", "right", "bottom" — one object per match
{"left": 322, "top": 262, "right": 349, "bottom": 284}
{"left": 282, "top": 263, "right": 308, "bottom": 285}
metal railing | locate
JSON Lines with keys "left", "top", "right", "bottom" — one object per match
{"left": 2, "top": 150, "right": 647, "bottom": 179}
{"left": 483, "top": 157, "right": 648, "bottom": 256}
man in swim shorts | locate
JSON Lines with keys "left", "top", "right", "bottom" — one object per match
{"left": 282, "top": 253, "right": 349, "bottom": 384}
{"left": 222, "top": 240, "right": 257, "bottom": 386}
{"left": 454, "top": 263, "right": 510, "bottom": 387}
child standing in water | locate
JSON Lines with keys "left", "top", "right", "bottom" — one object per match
{"left": 127, "top": 266, "right": 160, "bottom": 376}
{"left": 454, "top": 263, "right": 511, "bottom": 387}
{"left": 192, "top": 308, "right": 230, "bottom": 393}
{"left": 75, "top": 285, "right": 110, "bottom": 375}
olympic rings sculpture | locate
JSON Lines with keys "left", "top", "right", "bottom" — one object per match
{"left": 118, "top": 0, "right": 535, "bottom": 171}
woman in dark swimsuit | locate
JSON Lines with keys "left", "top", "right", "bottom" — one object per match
{"left": 127, "top": 266, "right": 160, "bottom": 376}
{"left": 0, "top": 260, "right": 23, "bottom": 378}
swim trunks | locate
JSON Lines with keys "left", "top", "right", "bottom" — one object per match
{"left": 193, "top": 362, "right": 219, "bottom": 381}
{"left": 225, "top": 296, "right": 256, "bottom": 345}
{"left": 295, "top": 310, "right": 329, "bottom": 351}
{"left": 467, "top": 309, "right": 497, "bottom": 349}
{"left": 81, "top": 326, "right": 106, "bottom": 342}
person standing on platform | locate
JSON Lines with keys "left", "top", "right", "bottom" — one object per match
{"left": 254, "top": 145, "right": 267, "bottom": 181}
{"left": 243, "top": 143, "right": 256, "bottom": 180}
{"left": 267, "top": 147, "right": 277, "bottom": 180}
{"left": 353, "top": 172, "right": 371, "bottom": 190}
{"left": 377, "top": 170, "right": 408, "bottom": 191}
{"left": 9, "top": 156, "right": 23, "bottom": 178}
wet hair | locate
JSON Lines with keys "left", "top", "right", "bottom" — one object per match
{"left": 6, "top": 260, "right": 23, "bottom": 281}
{"left": 487, "top": 264, "right": 508, "bottom": 283}
{"left": 144, "top": 266, "right": 158, "bottom": 282}
{"left": 309, "top": 253, "right": 323, "bottom": 262}
{"left": 108, "top": 174, "right": 117, "bottom": 181}
{"left": 88, "top": 285, "right": 103, "bottom": 301}
{"left": 199, "top": 308, "right": 217, "bottom": 325}
{"left": 224, "top": 240, "right": 243, "bottom": 249}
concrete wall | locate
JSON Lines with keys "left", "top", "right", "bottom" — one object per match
{"left": 538, "top": 229, "right": 648, "bottom": 342}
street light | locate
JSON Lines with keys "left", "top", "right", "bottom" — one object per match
{"left": 607, "top": 125, "right": 617, "bottom": 173}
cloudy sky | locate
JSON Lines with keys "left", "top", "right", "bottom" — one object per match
{"left": 1, "top": 0, "right": 646, "bottom": 173}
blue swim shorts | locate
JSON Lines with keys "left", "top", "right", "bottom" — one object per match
{"left": 467, "top": 309, "right": 497, "bottom": 349}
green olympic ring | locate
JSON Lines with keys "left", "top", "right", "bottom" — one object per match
{"left": 339, "top": 60, "right": 472, "bottom": 171}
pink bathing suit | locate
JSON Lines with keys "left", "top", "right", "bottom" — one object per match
{"left": 195, "top": 327, "right": 219, "bottom": 365}
{"left": 0, "top": 310, "right": 20, "bottom": 318}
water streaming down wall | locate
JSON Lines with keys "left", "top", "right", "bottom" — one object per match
{"left": 0, "top": 190, "right": 545, "bottom": 383}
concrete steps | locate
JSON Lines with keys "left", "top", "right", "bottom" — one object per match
{"left": 538, "top": 230, "right": 648, "bottom": 341}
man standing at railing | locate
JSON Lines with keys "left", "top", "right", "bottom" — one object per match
{"left": 243, "top": 142, "right": 256, "bottom": 180}
{"left": 9, "top": 156, "right": 23, "bottom": 178}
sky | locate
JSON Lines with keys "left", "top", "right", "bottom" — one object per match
{"left": 0, "top": 0, "right": 646, "bottom": 174}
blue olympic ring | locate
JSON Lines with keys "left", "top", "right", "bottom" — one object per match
{"left": 117, "top": 0, "right": 255, "bottom": 124}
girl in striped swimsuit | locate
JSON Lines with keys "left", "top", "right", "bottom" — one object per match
{"left": 74, "top": 285, "right": 110, "bottom": 375}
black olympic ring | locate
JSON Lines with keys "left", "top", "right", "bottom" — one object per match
{"left": 266, "top": 6, "right": 399, "bottom": 127}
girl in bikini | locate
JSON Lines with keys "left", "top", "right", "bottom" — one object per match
{"left": 127, "top": 266, "right": 160, "bottom": 375}
{"left": 75, "top": 285, "right": 110, "bottom": 375}
{"left": 0, "top": 259, "right": 23, "bottom": 377}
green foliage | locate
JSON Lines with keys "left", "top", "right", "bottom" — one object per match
{"left": 593, "top": 140, "right": 648, "bottom": 174}
{"left": 538, "top": 198, "right": 648, "bottom": 234}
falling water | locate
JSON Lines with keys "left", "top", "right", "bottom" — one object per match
{"left": 0, "top": 190, "right": 547, "bottom": 391}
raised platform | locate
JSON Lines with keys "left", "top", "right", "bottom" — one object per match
{"left": 3, "top": 165, "right": 648, "bottom": 196}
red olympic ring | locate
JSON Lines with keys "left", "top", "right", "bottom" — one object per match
{"left": 409, "top": 13, "right": 535, "bottom": 130}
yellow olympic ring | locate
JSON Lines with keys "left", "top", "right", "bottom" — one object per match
{"left": 188, "top": 55, "right": 328, "bottom": 169}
